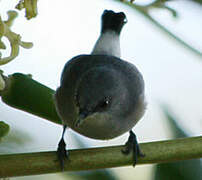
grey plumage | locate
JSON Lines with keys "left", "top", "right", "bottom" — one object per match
{"left": 55, "top": 54, "right": 145, "bottom": 139}
{"left": 55, "top": 10, "right": 146, "bottom": 169}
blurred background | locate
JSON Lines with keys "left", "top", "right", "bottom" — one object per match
{"left": 0, "top": 0, "right": 202, "bottom": 179}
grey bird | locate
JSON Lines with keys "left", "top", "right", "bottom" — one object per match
{"left": 55, "top": 10, "right": 146, "bottom": 169}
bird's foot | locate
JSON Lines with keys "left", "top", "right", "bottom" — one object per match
{"left": 122, "top": 130, "right": 144, "bottom": 166}
{"left": 57, "top": 138, "right": 69, "bottom": 171}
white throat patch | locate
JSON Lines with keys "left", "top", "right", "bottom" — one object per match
{"left": 92, "top": 31, "right": 121, "bottom": 58}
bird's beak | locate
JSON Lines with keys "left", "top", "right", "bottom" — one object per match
{"left": 74, "top": 111, "right": 89, "bottom": 127}
{"left": 124, "top": 17, "right": 128, "bottom": 24}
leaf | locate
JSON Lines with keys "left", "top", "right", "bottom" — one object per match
{"left": 67, "top": 170, "right": 117, "bottom": 180}
{"left": 153, "top": 104, "right": 202, "bottom": 180}
{"left": 0, "top": 121, "right": 10, "bottom": 138}
{"left": 161, "top": 105, "right": 187, "bottom": 138}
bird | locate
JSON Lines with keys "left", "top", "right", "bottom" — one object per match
{"left": 54, "top": 9, "right": 146, "bottom": 170}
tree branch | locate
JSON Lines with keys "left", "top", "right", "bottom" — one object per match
{"left": 116, "top": 0, "right": 202, "bottom": 59}
{"left": 0, "top": 136, "right": 202, "bottom": 178}
{"left": 0, "top": 73, "right": 61, "bottom": 125}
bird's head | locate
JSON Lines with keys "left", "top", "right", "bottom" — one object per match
{"left": 101, "top": 10, "right": 127, "bottom": 35}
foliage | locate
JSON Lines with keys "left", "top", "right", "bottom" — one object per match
{"left": 0, "top": 121, "right": 9, "bottom": 139}
{"left": 0, "top": 0, "right": 201, "bottom": 179}
{"left": 153, "top": 105, "right": 202, "bottom": 180}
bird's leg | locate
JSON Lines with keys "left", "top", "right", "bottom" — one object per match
{"left": 57, "top": 125, "right": 68, "bottom": 170}
{"left": 122, "top": 130, "right": 144, "bottom": 166}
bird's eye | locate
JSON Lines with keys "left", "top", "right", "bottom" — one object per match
{"left": 100, "top": 100, "right": 109, "bottom": 108}
{"left": 94, "top": 99, "right": 110, "bottom": 112}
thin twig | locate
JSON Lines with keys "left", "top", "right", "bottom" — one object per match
{"left": 115, "top": 0, "right": 202, "bottom": 58}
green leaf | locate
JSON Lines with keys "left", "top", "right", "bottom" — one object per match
{"left": 0, "top": 121, "right": 10, "bottom": 138}
{"left": 1, "top": 73, "right": 61, "bottom": 125}
{"left": 153, "top": 105, "right": 202, "bottom": 180}
{"left": 161, "top": 105, "right": 187, "bottom": 138}
{"left": 69, "top": 170, "right": 117, "bottom": 180}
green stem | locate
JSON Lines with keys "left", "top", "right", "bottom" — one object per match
{"left": 0, "top": 73, "right": 61, "bottom": 125}
{"left": 115, "top": 1, "right": 202, "bottom": 58}
{"left": 0, "top": 136, "right": 202, "bottom": 177}
{"left": 140, "top": 11, "right": 202, "bottom": 58}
